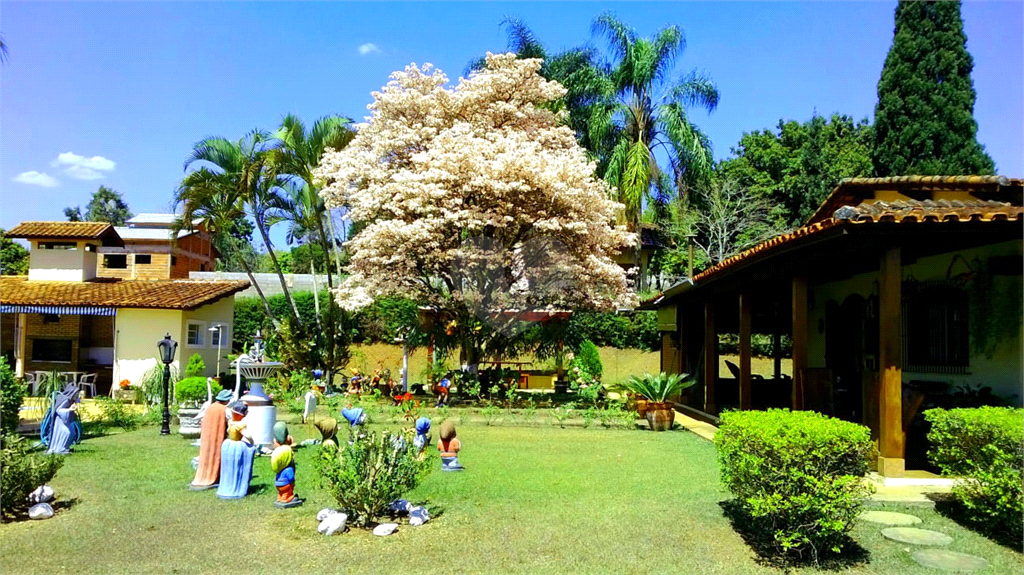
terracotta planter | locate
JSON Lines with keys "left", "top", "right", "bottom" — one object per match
{"left": 645, "top": 402, "right": 675, "bottom": 431}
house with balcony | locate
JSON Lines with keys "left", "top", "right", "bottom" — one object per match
{"left": 641, "top": 175, "right": 1023, "bottom": 478}
{"left": 0, "top": 221, "right": 247, "bottom": 395}
{"left": 97, "top": 213, "right": 217, "bottom": 280}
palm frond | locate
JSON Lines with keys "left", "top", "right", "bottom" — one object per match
{"left": 591, "top": 12, "right": 635, "bottom": 61}
{"left": 666, "top": 69, "right": 720, "bottom": 112}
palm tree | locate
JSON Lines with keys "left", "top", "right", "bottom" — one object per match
{"left": 591, "top": 13, "right": 720, "bottom": 226}
{"left": 176, "top": 131, "right": 303, "bottom": 327}
{"left": 270, "top": 114, "right": 355, "bottom": 284}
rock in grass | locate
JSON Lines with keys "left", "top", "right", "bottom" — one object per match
{"left": 409, "top": 506, "right": 430, "bottom": 526}
{"left": 859, "top": 510, "right": 922, "bottom": 526}
{"left": 29, "top": 485, "right": 54, "bottom": 504}
{"left": 318, "top": 512, "right": 347, "bottom": 535}
{"left": 880, "top": 527, "right": 953, "bottom": 546}
{"left": 29, "top": 503, "right": 54, "bottom": 520}
{"left": 372, "top": 523, "right": 399, "bottom": 537}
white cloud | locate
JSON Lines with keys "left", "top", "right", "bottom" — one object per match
{"left": 51, "top": 152, "right": 116, "bottom": 180}
{"left": 358, "top": 43, "right": 380, "bottom": 56}
{"left": 13, "top": 171, "right": 60, "bottom": 187}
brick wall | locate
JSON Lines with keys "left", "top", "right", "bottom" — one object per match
{"left": 25, "top": 313, "right": 81, "bottom": 372}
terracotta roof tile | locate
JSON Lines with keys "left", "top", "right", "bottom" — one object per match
{"left": 6, "top": 221, "right": 124, "bottom": 246}
{"left": 0, "top": 277, "right": 249, "bottom": 310}
{"left": 834, "top": 199, "right": 1023, "bottom": 223}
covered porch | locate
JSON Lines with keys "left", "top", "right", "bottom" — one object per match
{"left": 1, "top": 304, "right": 117, "bottom": 397}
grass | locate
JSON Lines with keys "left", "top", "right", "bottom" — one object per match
{"left": 2, "top": 410, "right": 1020, "bottom": 574}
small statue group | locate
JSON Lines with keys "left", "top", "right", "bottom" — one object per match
{"left": 190, "top": 389, "right": 234, "bottom": 490}
{"left": 217, "top": 403, "right": 256, "bottom": 500}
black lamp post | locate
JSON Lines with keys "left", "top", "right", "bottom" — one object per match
{"left": 157, "top": 333, "right": 178, "bottom": 436}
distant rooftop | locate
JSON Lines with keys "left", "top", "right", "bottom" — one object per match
{"left": 126, "top": 213, "right": 179, "bottom": 226}
{"left": 113, "top": 226, "right": 193, "bottom": 241}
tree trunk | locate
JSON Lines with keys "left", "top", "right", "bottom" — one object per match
{"left": 238, "top": 257, "right": 280, "bottom": 328}
{"left": 254, "top": 217, "right": 304, "bottom": 327}
{"left": 310, "top": 259, "right": 323, "bottom": 332}
{"left": 324, "top": 211, "right": 344, "bottom": 279}
{"left": 315, "top": 218, "right": 335, "bottom": 289}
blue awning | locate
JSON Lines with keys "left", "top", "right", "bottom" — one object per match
{"left": 0, "top": 305, "right": 116, "bottom": 316}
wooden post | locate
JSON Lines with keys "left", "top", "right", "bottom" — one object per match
{"left": 14, "top": 313, "right": 27, "bottom": 378}
{"left": 738, "top": 293, "right": 752, "bottom": 410}
{"left": 773, "top": 303, "right": 782, "bottom": 380}
{"left": 878, "top": 247, "right": 905, "bottom": 477}
{"left": 792, "top": 277, "right": 808, "bottom": 410}
{"left": 703, "top": 300, "right": 717, "bottom": 414}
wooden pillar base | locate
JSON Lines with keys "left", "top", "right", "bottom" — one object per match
{"left": 877, "top": 456, "right": 905, "bottom": 478}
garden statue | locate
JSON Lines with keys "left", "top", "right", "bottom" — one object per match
{"left": 341, "top": 405, "right": 366, "bottom": 428}
{"left": 249, "top": 329, "right": 266, "bottom": 363}
{"left": 437, "top": 420, "right": 464, "bottom": 471}
{"left": 413, "top": 417, "right": 431, "bottom": 456}
{"left": 217, "top": 423, "right": 256, "bottom": 500}
{"left": 190, "top": 389, "right": 232, "bottom": 490}
{"left": 302, "top": 384, "right": 319, "bottom": 424}
{"left": 348, "top": 369, "right": 363, "bottom": 395}
{"left": 43, "top": 384, "right": 81, "bottom": 455}
{"left": 315, "top": 417, "right": 339, "bottom": 450}
{"left": 435, "top": 374, "right": 451, "bottom": 407}
{"left": 228, "top": 402, "right": 253, "bottom": 443}
{"left": 270, "top": 422, "right": 302, "bottom": 508}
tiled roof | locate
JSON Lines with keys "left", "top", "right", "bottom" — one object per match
{"left": 685, "top": 176, "right": 1023, "bottom": 286}
{"left": 834, "top": 199, "right": 1023, "bottom": 224}
{"left": 0, "top": 277, "right": 249, "bottom": 310}
{"left": 7, "top": 221, "right": 125, "bottom": 246}
{"left": 807, "top": 175, "right": 1021, "bottom": 225}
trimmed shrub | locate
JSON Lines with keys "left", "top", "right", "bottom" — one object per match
{"left": 1, "top": 433, "right": 63, "bottom": 518}
{"left": 716, "top": 409, "right": 873, "bottom": 562}
{"left": 573, "top": 340, "right": 603, "bottom": 379}
{"left": 184, "top": 353, "right": 206, "bottom": 378}
{"left": 313, "top": 430, "right": 432, "bottom": 527}
{"left": 175, "top": 376, "right": 222, "bottom": 406}
{"left": 1, "top": 358, "right": 27, "bottom": 435}
{"left": 925, "top": 407, "right": 1023, "bottom": 544}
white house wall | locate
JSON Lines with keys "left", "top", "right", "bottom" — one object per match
{"left": 113, "top": 308, "right": 183, "bottom": 385}
{"left": 180, "top": 296, "right": 235, "bottom": 377}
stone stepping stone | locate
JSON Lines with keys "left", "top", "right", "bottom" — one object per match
{"left": 860, "top": 510, "right": 922, "bottom": 526}
{"left": 912, "top": 549, "right": 990, "bottom": 572}
{"left": 881, "top": 527, "right": 953, "bottom": 546}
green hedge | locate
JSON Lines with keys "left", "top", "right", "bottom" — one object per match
{"left": 716, "top": 409, "right": 873, "bottom": 561}
{"left": 925, "top": 407, "right": 1023, "bottom": 545}
{"left": 175, "top": 376, "right": 222, "bottom": 405}
{"left": 0, "top": 358, "right": 26, "bottom": 435}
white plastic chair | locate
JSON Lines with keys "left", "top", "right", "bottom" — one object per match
{"left": 78, "top": 373, "right": 97, "bottom": 398}
{"left": 24, "top": 372, "right": 38, "bottom": 395}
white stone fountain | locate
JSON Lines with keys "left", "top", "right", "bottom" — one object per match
{"left": 234, "top": 331, "right": 283, "bottom": 449}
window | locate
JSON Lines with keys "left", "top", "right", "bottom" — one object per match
{"left": 172, "top": 256, "right": 178, "bottom": 266}
{"left": 31, "top": 339, "right": 73, "bottom": 363}
{"left": 38, "top": 242, "right": 77, "bottom": 250}
{"left": 186, "top": 321, "right": 205, "bottom": 347}
{"left": 903, "top": 285, "right": 969, "bottom": 373}
{"left": 104, "top": 254, "right": 128, "bottom": 269}
{"left": 42, "top": 314, "right": 60, "bottom": 324}
{"left": 210, "top": 324, "right": 227, "bottom": 347}
{"left": 135, "top": 254, "right": 152, "bottom": 265}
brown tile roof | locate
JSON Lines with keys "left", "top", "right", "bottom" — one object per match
{"left": 687, "top": 176, "right": 1023, "bottom": 285}
{"left": 834, "top": 199, "right": 1023, "bottom": 224}
{"left": 807, "top": 175, "right": 1022, "bottom": 226}
{"left": 6, "top": 221, "right": 125, "bottom": 246}
{"left": 0, "top": 277, "right": 249, "bottom": 310}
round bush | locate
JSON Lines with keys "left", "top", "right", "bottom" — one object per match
{"left": 175, "top": 377, "right": 222, "bottom": 405}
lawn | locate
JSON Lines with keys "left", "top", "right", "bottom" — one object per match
{"left": 2, "top": 411, "right": 1020, "bottom": 575}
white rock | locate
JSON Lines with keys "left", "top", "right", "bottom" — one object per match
{"left": 318, "top": 512, "right": 348, "bottom": 535}
{"left": 29, "top": 485, "right": 54, "bottom": 504}
{"left": 372, "top": 523, "right": 399, "bottom": 536}
{"left": 29, "top": 503, "right": 54, "bottom": 520}
{"left": 316, "top": 508, "right": 337, "bottom": 522}
{"left": 409, "top": 506, "right": 430, "bottom": 526}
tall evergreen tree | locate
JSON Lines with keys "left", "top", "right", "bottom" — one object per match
{"left": 872, "top": 0, "right": 994, "bottom": 176}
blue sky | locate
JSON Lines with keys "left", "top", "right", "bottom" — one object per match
{"left": 2, "top": 1, "right": 1021, "bottom": 250}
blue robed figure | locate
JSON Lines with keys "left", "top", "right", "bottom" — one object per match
{"left": 41, "top": 384, "right": 81, "bottom": 454}
{"left": 217, "top": 422, "right": 257, "bottom": 500}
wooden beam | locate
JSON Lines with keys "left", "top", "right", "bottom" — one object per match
{"left": 738, "top": 293, "right": 752, "bottom": 410}
{"left": 878, "top": 246, "right": 905, "bottom": 477}
{"left": 791, "top": 277, "right": 808, "bottom": 410}
{"left": 703, "top": 300, "right": 717, "bottom": 414}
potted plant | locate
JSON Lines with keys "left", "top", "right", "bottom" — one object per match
{"left": 622, "top": 372, "right": 694, "bottom": 431}
{"left": 175, "top": 376, "right": 223, "bottom": 438}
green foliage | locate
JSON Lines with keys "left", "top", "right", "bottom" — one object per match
{"left": 924, "top": 407, "right": 1023, "bottom": 544}
{"left": 0, "top": 228, "right": 29, "bottom": 275}
{"left": 352, "top": 296, "right": 423, "bottom": 344}
{"left": 94, "top": 397, "right": 141, "bottom": 432}
{"left": 623, "top": 372, "right": 694, "bottom": 403}
{"left": 184, "top": 353, "right": 206, "bottom": 378}
{"left": 552, "top": 402, "right": 575, "bottom": 428}
{"left": 1, "top": 432, "right": 64, "bottom": 518}
{"left": 872, "top": 1, "right": 994, "bottom": 176}
{"left": 174, "top": 376, "right": 221, "bottom": 406}
{"left": 138, "top": 361, "right": 179, "bottom": 406}
{"left": 572, "top": 340, "right": 603, "bottom": 378}
{"left": 63, "top": 185, "right": 133, "bottom": 225}
{"left": 313, "top": 431, "right": 432, "bottom": 528}
{"left": 0, "top": 358, "right": 26, "bottom": 435}
{"left": 718, "top": 333, "right": 792, "bottom": 357}
{"left": 716, "top": 409, "right": 873, "bottom": 561}
{"left": 717, "top": 113, "right": 872, "bottom": 228}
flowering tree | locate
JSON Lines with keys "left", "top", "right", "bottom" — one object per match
{"left": 315, "top": 53, "right": 636, "bottom": 371}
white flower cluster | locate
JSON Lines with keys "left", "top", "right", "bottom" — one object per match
{"left": 315, "top": 53, "right": 637, "bottom": 313}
